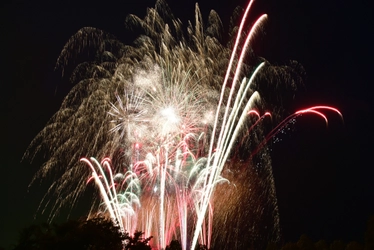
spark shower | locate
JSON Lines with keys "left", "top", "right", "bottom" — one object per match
{"left": 24, "top": 0, "right": 342, "bottom": 249}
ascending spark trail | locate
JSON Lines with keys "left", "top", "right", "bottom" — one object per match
{"left": 190, "top": 3, "right": 267, "bottom": 249}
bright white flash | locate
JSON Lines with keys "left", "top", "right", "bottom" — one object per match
{"left": 161, "top": 107, "right": 179, "bottom": 124}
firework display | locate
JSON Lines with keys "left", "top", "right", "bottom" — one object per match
{"left": 24, "top": 1, "right": 342, "bottom": 249}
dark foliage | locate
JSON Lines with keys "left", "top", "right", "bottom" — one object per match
{"left": 10, "top": 215, "right": 374, "bottom": 249}
{"left": 165, "top": 240, "right": 182, "bottom": 250}
{"left": 165, "top": 240, "right": 209, "bottom": 250}
{"left": 11, "top": 217, "right": 152, "bottom": 250}
{"left": 123, "top": 231, "right": 152, "bottom": 250}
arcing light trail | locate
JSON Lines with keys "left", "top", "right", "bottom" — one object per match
{"left": 24, "top": 0, "right": 343, "bottom": 249}
{"left": 251, "top": 106, "right": 343, "bottom": 157}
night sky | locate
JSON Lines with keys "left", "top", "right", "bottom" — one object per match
{"left": 2, "top": 0, "right": 374, "bottom": 248}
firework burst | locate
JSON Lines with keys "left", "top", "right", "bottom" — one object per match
{"left": 24, "top": 0, "right": 342, "bottom": 249}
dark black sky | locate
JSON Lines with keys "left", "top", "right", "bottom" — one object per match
{"left": 2, "top": 0, "right": 374, "bottom": 248}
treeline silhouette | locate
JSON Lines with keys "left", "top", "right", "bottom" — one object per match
{"left": 5, "top": 215, "right": 374, "bottom": 250}
{"left": 9, "top": 217, "right": 151, "bottom": 250}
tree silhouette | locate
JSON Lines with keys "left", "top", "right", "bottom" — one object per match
{"left": 164, "top": 240, "right": 209, "bottom": 250}
{"left": 329, "top": 240, "right": 345, "bottom": 250}
{"left": 12, "top": 217, "right": 155, "bottom": 250}
{"left": 314, "top": 239, "right": 329, "bottom": 250}
{"left": 12, "top": 217, "right": 125, "bottom": 250}
{"left": 165, "top": 240, "right": 182, "bottom": 250}
{"left": 124, "top": 231, "right": 152, "bottom": 250}
{"left": 297, "top": 234, "right": 315, "bottom": 250}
